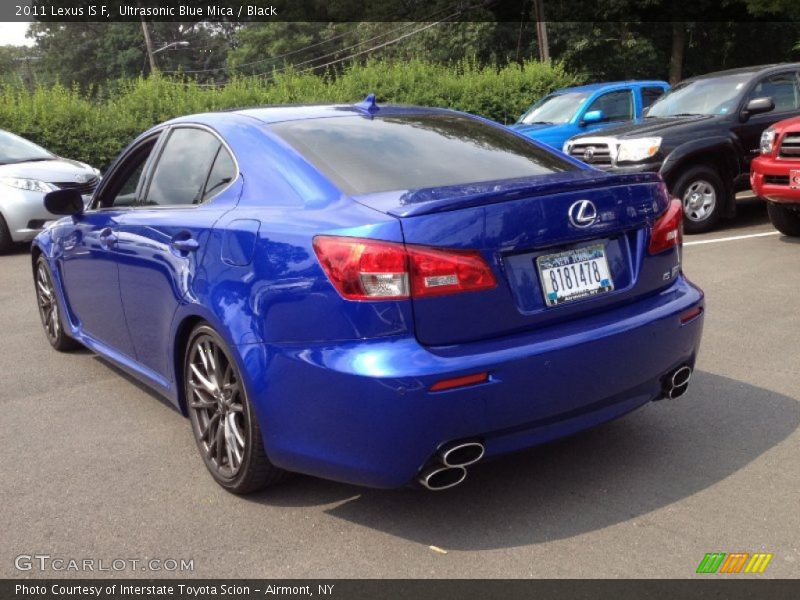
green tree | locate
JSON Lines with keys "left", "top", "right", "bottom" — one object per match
{"left": 28, "top": 22, "right": 237, "bottom": 87}
{"left": 0, "top": 45, "right": 37, "bottom": 85}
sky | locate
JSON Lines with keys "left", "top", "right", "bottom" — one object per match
{"left": 0, "top": 22, "right": 32, "bottom": 46}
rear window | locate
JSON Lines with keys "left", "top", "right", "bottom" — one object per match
{"left": 271, "top": 113, "right": 578, "bottom": 195}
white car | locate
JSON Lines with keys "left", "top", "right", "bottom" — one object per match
{"left": 0, "top": 130, "right": 100, "bottom": 253}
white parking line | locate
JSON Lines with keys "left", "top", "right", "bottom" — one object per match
{"left": 684, "top": 231, "right": 780, "bottom": 246}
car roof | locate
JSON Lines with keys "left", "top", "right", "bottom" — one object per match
{"left": 230, "top": 103, "right": 454, "bottom": 125}
{"left": 159, "top": 100, "right": 467, "bottom": 132}
{"left": 681, "top": 63, "right": 800, "bottom": 83}
{"left": 552, "top": 80, "right": 669, "bottom": 94}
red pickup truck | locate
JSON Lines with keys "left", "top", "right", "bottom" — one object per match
{"left": 751, "top": 115, "right": 800, "bottom": 236}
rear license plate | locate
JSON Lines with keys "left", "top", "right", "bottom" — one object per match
{"left": 790, "top": 169, "right": 800, "bottom": 189}
{"left": 536, "top": 243, "right": 614, "bottom": 306}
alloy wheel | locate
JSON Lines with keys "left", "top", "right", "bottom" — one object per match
{"left": 36, "top": 262, "right": 60, "bottom": 343}
{"left": 187, "top": 334, "right": 248, "bottom": 479}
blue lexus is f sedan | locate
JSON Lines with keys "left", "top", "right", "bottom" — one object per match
{"left": 32, "top": 95, "right": 704, "bottom": 493}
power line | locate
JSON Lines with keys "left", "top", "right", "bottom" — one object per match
{"left": 161, "top": 26, "right": 356, "bottom": 74}
{"left": 239, "top": 3, "right": 471, "bottom": 81}
{"left": 160, "top": 0, "right": 467, "bottom": 76}
{"left": 159, "top": 20, "right": 451, "bottom": 86}
{"left": 160, "top": 1, "right": 495, "bottom": 87}
{"left": 246, "top": 22, "right": 423, "bottom": 78}
{"left": 248, "top": 8, "right": 471, "bottom": 83}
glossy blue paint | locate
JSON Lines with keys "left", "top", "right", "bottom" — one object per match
{"left": 511, "top": 80, "right": 670, "bottom": 149}
{"left": 244, "top": 277, "right": 702, "bottom": 488}
{"left": 33, "top": 102, "right": 703, "bottom": 489}
{"left": 57, "top": 209, "right": 138, "bottom": 359}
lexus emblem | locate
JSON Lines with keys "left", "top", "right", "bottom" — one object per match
{"left": 583, "top": 146, "right": 595, "bottom": 162}
{"left": 568, "top": 200, "right": 598, "bottom": 228}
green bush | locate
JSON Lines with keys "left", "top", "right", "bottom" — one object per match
{"left": 0, "top": 59, "right": 580, "bottom": 170}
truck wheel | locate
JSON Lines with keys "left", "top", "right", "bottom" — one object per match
{"left": 0, "top": 213, "right": 13, "bottom": 255}
{"left": 673, "top": 167, "right": 725, "bottom": 234}
{"left": 767, "top": 202, "right": 800, "bottom": 237}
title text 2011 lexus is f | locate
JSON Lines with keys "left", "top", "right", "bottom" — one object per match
{"left": 32, "top": 96, "right": 704, "bottom": 493}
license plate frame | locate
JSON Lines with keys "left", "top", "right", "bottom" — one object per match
{"left": 536, "top": 243, "right": 614, "bottom": 307}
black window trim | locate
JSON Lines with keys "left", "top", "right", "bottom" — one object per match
{"left": 585, "top": 89, "right": 635, "bottom": 123}
{"left": 738, "top": 69, "right": 800, "bottom": 117}
{"left": 640, "top": 85, "right": 667, "bottom": 110}
{"left": 87, "top": 129, "right": 166, "bottom": 212}
{"left": 137, "top": 123, "right": 240, "bottom": 210}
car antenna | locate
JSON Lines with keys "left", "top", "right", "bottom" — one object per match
{"left": 354, "top": 93, "right": 380, "bottom": 118}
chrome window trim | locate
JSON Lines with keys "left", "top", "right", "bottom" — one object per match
{"left": 86, "top": 122, "right": 241, "bottom": 213}
{"left": 136, "top": 123, "right": 241, "bottom": 210}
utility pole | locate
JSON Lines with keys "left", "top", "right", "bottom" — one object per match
{"left": 141, "top": 17, "right": 157, "bottom": 73}
{"left": 13, "top": 56, "right": 39, "bottom": 92}
{"left": 533, "top": 0, "right": 549, "bottom": 62}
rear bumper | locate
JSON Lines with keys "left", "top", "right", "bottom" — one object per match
{"left": 751, "top": 155, "right": 800, "bottom": 204}
{"left": 238, "top": 276, "right": 704, "bottom": 488}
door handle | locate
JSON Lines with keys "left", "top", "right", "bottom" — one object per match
{"left": 99, "top": 228, "right": 118, "bottom": 248}
{"left": 171, "top": 237, "right": 199, "bottom": 253}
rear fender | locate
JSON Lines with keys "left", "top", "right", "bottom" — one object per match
{"left": 660, "top": 137, "right": 740, "bottom": 218}
{"left": 168, "top": 303, "right": 239, "bottom": 416}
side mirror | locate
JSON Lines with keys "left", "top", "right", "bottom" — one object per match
{"left": 741, "top": 96, "right": 775, "bottom": 120}
{"left": 44, "top": 189, "right": 84, "bottom": 216}
{"left": 581, "top": 110, "right": 605, "bottom": 125}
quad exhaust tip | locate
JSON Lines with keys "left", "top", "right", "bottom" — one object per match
{"left": 417, "top": 440, "right": 485, "bottom": 491}
{"left": 664, "top": 365, "right": 692, "bottom": 400}
{"left": 417, "top": 465, "right": 467, "bottom": 491}
{"left": 441, "top": 441, "right": 485, "bottom": 468}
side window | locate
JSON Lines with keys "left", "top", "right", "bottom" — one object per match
{"left": 747, "top": 73, "right": 800, "bottom": 113}
{"left": 585, "top": 90, "right": 634, "bottom": 122}
{"left": 641, "top": 87, "right": 666, "bottom": 110}
{"left": 202, "top": 147, "right": 236, "bottom": 202}
{"left": 95, "top": 137, "right": 158, "bottom": 209}
{"left": 114, "top": 161, "right": 146, "bottom": 207}
{"left": 144, "top": 128, "right": 222, "bottom": 206}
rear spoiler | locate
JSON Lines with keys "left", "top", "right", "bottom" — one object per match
{"left": 354, "top": 171, "right": 665, "bottom": 218}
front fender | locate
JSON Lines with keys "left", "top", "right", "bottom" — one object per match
{"left": 31, "top": 232, "right": 52, "bottom": 262}
{"left": 659, "top": 136, "right": 740, "bottom": 217}
{"left": 30, "top": 225, "right": 83, "bottom": 340}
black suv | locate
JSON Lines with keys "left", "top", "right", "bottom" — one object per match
{"left": 564, "top": 64, "right": 800, "bottom": 233}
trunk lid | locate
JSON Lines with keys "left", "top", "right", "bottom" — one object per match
{"left": 355, "top": 171, "right": 676, "bottom": 346}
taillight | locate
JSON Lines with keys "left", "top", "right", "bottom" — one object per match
{"left": 648, "top": 199, "right": 683, "bottom": 255}
{"left": 313, "top": 236, "right": 496, "bottom": 301}
{"left": 312, "top": 237, "right": 409, "bottom": 300}
{"left": 406, "top": 245, "right": 496, "bottom": 298}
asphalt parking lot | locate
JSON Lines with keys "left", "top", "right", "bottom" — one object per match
{"left": 1, "top": 197, "right": 798, "bottom": 579}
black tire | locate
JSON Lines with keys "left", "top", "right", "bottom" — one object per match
{"left": 0, "top": 213, "right": 14, "bottom": 255}
{"left": 673, "top": 166, "right": 725, "bottom": 234}
{"left": 34, "top": 256, "right": 81, "bottom": 351}
{"left": 767, "top": 202, "right": 800, "bottom": 236}
{"left": 184, "top": 324, "right": 286, "bottom": 494}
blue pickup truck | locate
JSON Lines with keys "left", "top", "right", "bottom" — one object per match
{"left": 511, "top": 80, "right": 670, "bottom": 149}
